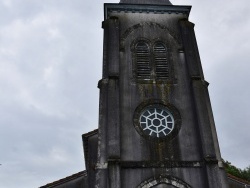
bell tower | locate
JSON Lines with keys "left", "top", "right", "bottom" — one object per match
{"left": 95, "top": 0, "right": 229, "bottom": 187}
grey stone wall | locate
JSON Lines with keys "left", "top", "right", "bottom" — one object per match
{"left": 95, "top": 3, "right": 229, "bottom": 188}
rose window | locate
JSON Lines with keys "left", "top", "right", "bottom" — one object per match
{"left": 139, "top": 107, "right": 174, "bottom": 138}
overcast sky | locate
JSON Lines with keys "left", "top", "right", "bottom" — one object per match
{"left": 0, "top": 0, "right": 249, "bottom": 187}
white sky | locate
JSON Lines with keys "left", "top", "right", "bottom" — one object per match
{"left": 0, "top": 0, "right": 250, "bottom": 187}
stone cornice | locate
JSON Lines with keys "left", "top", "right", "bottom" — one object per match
{"left": 104, "top": 3, "right": 191, "bottom": 20}
{"left": 108, "top": 160, "right": 204, "bottom": 168}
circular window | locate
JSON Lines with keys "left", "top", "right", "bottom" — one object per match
{"left": 140, "top": 107, "right": 174, "bottom": 138}
{"left": 133, "top": 100, "right": 181, "bottom": 141}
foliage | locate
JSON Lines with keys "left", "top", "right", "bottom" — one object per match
{"left": 223, "top": 160, "right": 250, "bottom": 182}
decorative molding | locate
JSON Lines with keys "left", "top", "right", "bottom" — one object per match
{"left": 120, "top": 22, "right": 181, "bottom": 50}
{"left": 107, "top": 158, "right": 221, "bottom": 169}
{"left": 104, "top": 4, "right": 191, "bottom": 20}
{"left": 115, "top": 160, "right": 204, "bottom": 169}
{"left": 97, "top": 76, "right": 119, "bottom": 89}
{"left": 138, "top": 175, "right": 192, "bottom": 188}
{"left": 97, "top": 78, "right": 109, "bottom": 89}
{"left": 204, "top": 155, "right": 218, "bottom": 164}
{"left": 191, "top": 76, "right": 202, "bottom": 80}
{"left": 191, "top": 76, "right": 209, "bottom": 87}
{"left": 120, "top": 0, "right": 172, "bottom": 5}
{"left": 96, "top": 162, "right": 108, "bottom": 169}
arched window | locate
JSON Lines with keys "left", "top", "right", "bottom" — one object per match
{"left": 154, "top": 42, "right": 169, "bottom": 80}
{"left": 135, "top": 41, "right": 151, "bottom": 79}
{"left": 133, "top": 40, "right": 170, "bottom": 82}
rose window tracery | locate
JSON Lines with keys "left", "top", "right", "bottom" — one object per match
{"left": 139, "top": 107, "right": 174, "bottom": 138}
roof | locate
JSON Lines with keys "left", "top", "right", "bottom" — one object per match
{"left": 120, "top": 0, "right": 172, "bottom": 5}
{"left": 82, "top": 129, "right": 98, "bottom": 169}
{"left": 39, "top": 169, "right": 250, "bottom": 188}
{"left": 228, "top": 173, "right": 250, "bottom": 186}
{"left": 39, "top": 171, "right": 87, "bottom": 188}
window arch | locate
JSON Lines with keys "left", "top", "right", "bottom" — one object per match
{"left": 137, "top": 175, "right": 192, "bottom": 188}
{"left": 133, "top": 40, "right": 170, "bottom": 82}
{"left": 152, "top": 184, "right": 176, "bottom": 188}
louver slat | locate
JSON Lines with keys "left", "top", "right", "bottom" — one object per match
{"left": 136, "top": 42, "right": 151, "bottom": 79}
{"left": 154, "top": 43, "right": 169, "bottom": 79}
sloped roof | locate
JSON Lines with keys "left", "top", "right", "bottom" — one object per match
{"left": 39, "top": 171, "right": 87, "bottom": 188}
{"left": 228, "top": 173, "right": 250, "bottom": 186}
{"left": 82, "top": 129, "right": 98, "bottom": 169}
{"left": 40, "top": 170, "right": 250, "bottom": 188}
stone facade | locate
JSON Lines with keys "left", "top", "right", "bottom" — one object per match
{"left": 40, "top": 1, "right": 249, "bottom": 188}
{"left": 95, "top": 1, "right": 229, "bottom": 187}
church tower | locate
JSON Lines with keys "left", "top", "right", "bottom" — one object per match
{"left": 94, "top": 0, "right": 229, "bottom": 187}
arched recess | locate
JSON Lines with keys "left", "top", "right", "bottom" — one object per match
{"left": 137, "top": 175, "right": 192, "bottom": 188}
{"left": 120, "top": 22, "right": 181, "bottom": 51}
{"left": 135, "top": 40, "right": 151, "bottom": 79}
{"left": 120, "top": 22, "right": 181, "bottom": 84}
{"left": 153, "top": 42, "right": 169, "bottom": 80}
{"left": 131, "top": 38, "right": 173, "bottom": 82}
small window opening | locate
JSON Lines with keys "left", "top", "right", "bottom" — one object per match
{"left": 154, "top": 42, "right": 169, "bottom": 80}
{"left": 135, "top": 42, "right": 151, "bottom": 79}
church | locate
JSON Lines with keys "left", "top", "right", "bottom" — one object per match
{"left": 40, "top": 0, "right": 250, "bottom": 187}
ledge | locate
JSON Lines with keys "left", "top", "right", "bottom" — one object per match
{"left": 104, "top": 3, "right": 191, "bottom": 20}
{"left": 108, "top": 160, "right": 204, "bottom": 168}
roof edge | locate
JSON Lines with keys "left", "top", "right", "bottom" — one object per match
{"left": 120, "top": 0, "right": 172, "bottom": 5}
{"left": 82, "top": 129, "right": 98, "bottom": 171}
{"left": 227, "top": 173, "right": 250, "bottom": 185}
{"left": 104, "top": 3, "right": 191, "bottom": 20}
{"left": 39, "top": 171, "right": 87, "bottom": 188}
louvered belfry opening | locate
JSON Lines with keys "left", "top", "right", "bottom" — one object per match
{"left": 135, "top": 41, "right": 151, "bottom": 79}
{"left": 154, "top": 42, "right": 169, "bottom": 80}
{"left": 134, "top": 40, "right": 169, "bottom": 81}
